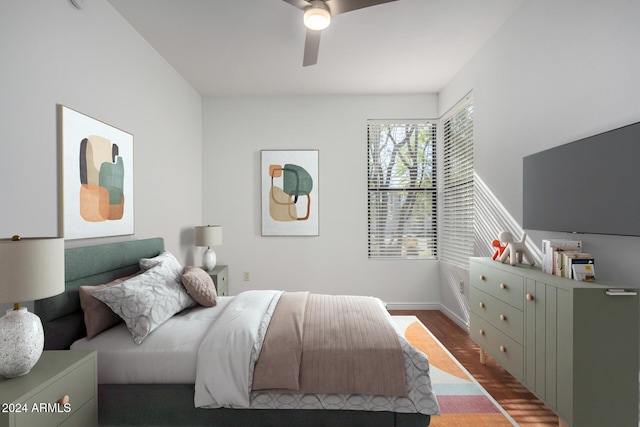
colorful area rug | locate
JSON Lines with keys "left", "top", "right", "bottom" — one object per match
{"left": 392, "top": 316, "right": 517, "bottom": 426}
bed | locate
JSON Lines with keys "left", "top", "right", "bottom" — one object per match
{"left": 35, "top": 238, "right": 437, "bottom": 426}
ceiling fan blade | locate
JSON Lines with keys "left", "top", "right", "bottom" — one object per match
{"left": 326, "top": 0, "right": 397, "bottom": 16}
{"left": 282, "top": 0, "right": 312, "bottom": 11}
{"left": 303, "top": 29, "right": 321, "bottom": 66}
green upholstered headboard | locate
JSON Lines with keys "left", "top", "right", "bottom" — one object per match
{"left": 35, "top": 238, "right": 165, "bottom": 350}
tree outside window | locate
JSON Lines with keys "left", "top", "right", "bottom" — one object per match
{"left": 367, "top": 122, "right": 437, "bottom": 259}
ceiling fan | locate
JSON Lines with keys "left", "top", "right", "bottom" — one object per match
{"left": 282, "top": 0, "right": 398, "bottom": 66}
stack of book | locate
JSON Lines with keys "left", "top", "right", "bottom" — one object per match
{"left": 541, "top": 239, "right": 595, "bottom": 281}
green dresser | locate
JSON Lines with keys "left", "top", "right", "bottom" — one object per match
{"left": 0, "top": 350, "right": 97, "bottom": 427}
{"left": 470, "top": 257, "right": 638, "bottom": 427}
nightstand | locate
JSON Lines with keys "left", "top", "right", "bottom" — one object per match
{"left": 0, "top": 350, "right": 97, "bottom": 427}
{"left": 208, "top": 265, "right": 228, "bottom": 296}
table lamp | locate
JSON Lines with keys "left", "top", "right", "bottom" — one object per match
{"left": 0, "top": 236, "right": 65, "bottom": 378}
{"left": 195, "top": 225, "right": 222, "bottom": 271}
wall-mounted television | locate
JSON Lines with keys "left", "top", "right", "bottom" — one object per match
{"left": 523, "top": 120, "right": 640, "bottom": 237}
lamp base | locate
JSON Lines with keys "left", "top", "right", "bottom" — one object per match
{"left": 0, "top": 307, "right": 44, "bottom": 378}
{"left": 202, "top": 247, "right": 217, "bottom": 271}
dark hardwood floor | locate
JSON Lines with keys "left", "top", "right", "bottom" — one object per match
{"left": 389, "top": 309, "right": 559, "bottom": 427}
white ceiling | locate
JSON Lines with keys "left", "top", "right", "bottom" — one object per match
{"left": 107, "top": 0, "right": 523, "bottom": 95}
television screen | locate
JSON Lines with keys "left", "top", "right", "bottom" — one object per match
{"left": 523, "top": 121, "right": 640, "bottom": 237}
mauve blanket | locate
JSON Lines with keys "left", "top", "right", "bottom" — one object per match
{"left": 252, "top": 292, "right": 408, "bottom": 397}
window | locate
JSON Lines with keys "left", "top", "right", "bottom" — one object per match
{"left": 440, "top": 97, "right": 474, "bottom": 268}
{"left": 367, "top": 122, "right": 437, "bottom": 259}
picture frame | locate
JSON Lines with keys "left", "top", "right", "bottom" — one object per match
{"left": 261, "top": 149, "right": 319, "bottom": 236}
{"left": 59, "top": 105, "right": 134, "bottom": 240}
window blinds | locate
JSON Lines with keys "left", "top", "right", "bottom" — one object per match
{"left": 440, "top": 98, "right": 474, "bottom": 268}
{"left": 367, "top": 122, "right": 437, "bottom": 259}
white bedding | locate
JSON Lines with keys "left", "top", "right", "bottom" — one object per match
{"left": 195, "top": 290, "right": 439, "bottom": 416}
{"left": 195, "top": 290, "right": 281, "bottom": 408}
{"left": 71, "top": 296, "right": 233, "bottom": 384}
{"left": 72, "top": 291, "right": 440, "bottom": 416}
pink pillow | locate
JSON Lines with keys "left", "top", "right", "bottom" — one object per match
{"left": 181, "top": 266, "right": 217, "bottom": 307}
{"left": 79, "top": 273, "right": 139, "bottom": 339}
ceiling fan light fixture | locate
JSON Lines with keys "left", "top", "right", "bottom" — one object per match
{"left": 304, "top": 1, "right": 331, "bottom": 31}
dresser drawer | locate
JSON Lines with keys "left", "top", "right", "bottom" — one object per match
{"left": 470, "top": 288, "right": 524, "bottom": 344}
{"left": 15, "top": 358, "right": 95, "bottom": 427}
{"left": 470, "top": 314, "right": 524, "bottom": 380}
{"left": 471, "top": 261, "right": 524, "bottom": 309}
{"left": 58, "top": 398, "right": 96, "bottom": 427}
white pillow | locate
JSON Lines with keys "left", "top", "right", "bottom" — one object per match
{"left": 92, "top": 261, "right": 196, "bottom": 344}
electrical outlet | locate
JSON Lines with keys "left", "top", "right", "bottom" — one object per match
{"left": 459, "top": 281, "right": 465, "bottom": 294}
{"left": 243, "top": 272, "right": 250, "bottom": 281}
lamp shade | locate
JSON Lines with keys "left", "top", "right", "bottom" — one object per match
{"left": 0, "top": 236, "right": 65, "bottom": 304}
{"left": 195, "top": 225, "right": 223, "bottom": 248}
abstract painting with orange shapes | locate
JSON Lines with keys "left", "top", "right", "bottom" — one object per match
{"left": 261, "top": 150, "right": 318, "bottom": 236}
{"left": 60, "top": 105, "right": 134, "bottom": 240}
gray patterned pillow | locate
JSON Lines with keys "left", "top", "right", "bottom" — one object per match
{"left": 92, "top": 261, "right": 196, "bottom": 344}
{"left": 79, "top": 272, "right": 140, "bottom": 339}
{"left": 139, "top": 251, "right": 183, "bottom": 283}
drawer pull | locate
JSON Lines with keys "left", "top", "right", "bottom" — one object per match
{"left": 59, "top": 395, "right": 70, "bottom": 405}
{"left": 499, "top": 314, "right": 507, "bottom": 321}
{"left": 479, "top": 302, "right": 485, "bottom": 308}
{"left": 479, "top": 275, "right": 486, "bottom": 281}
{"left": 500, "top": 283, "right": 507, "bottom": 290}
{"left": 479, "top": 329, "right": 485, "bottom": 336}
{"left": 500, "top": 345, "right": 506, "bottom": 353}
{"left": 606, "top": 289, "right": 638, "bottom": 296}
{"left": 526, "top": 293, "right": 534, "bottom": 301}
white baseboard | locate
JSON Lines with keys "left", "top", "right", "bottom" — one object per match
{"left": 385, "top": 302, "right": 440, "bottom": 311}
{"left": 438, "top": 304, "right": 470, "bottom": 332}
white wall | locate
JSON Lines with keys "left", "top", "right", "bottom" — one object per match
{"left": 202, "top": 94, "right": 441, "bottom": 308}
{"left": 439, "top": 0, "right": 640, "bottom": 321}
{"left": 0, "top": 1, "right": 202, "bottom": 265}
{"left": 9, "top": 0, "right": 638, "bottom": 320}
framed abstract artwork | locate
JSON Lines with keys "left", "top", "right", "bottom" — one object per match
{"left": 59, "top": 105, "right": 134, "bottom": 239}
{"left": 261, "top": 150, "right": 319, "bottom": 236}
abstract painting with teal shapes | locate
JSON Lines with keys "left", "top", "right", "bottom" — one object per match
{"left": 261, "top": 150, "right": 319, "bottom": 236}
{"left": 61, "top": 105, "right": 134, "bottom": 240}
{"left": 269, "top": 163, "right": 313, "bottom": 221}
{"left": 79, "top": 135, "right": 125, "bottom": 222}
